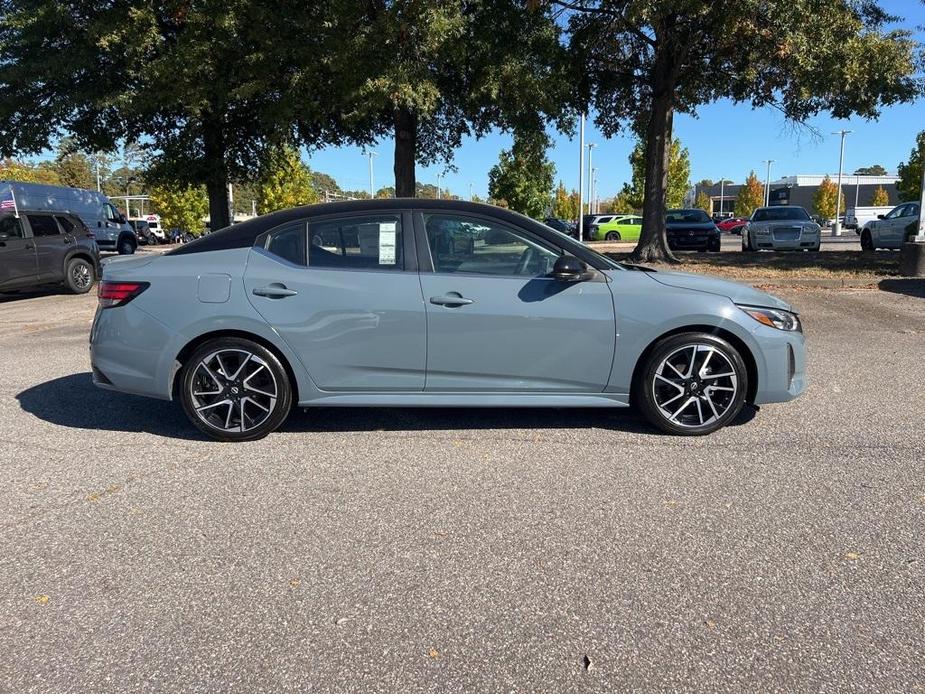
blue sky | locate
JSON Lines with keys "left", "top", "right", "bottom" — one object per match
{"left": 308, "top": 0, "right": 925, "bottom": 200}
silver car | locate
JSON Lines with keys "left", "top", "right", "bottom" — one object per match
{"left": 742, "top": 206, "right": 822, "bottom": 252}
{"left": 91, "top": 200, "right": 806, "bottom": 441}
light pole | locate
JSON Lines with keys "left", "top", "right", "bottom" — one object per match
{"left": 586, "top": 143, "right": 597, "bottom": 217}
{"left": 578, "top": 113, "right": 586, "bottom": 242}
{"left": 832, "top": 130, "right": 851, "bottom": 236}
{"left": 915, "top": 138, "right": 925, "bottom": 242}
{"left": 719, "top": 178, "right": 725, "bottom": 217}
{"left": 468, "top": 182, "right": 473, "bottom": 202}
{"left": 436, "top": 173, "right": 443, "bottom": 200}
{"left": 854, "top": 174, "right": 860, "bottom": 209}
{"left": 762, "top": 160, "right": 775, "bottom": 207}
{"left": 591, "top": 167, "right": 599, "bottom": 214}
{"left": 365, "top": 150, "right": 378, "bottom": 198}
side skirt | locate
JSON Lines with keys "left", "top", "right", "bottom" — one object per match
{"left": 299, "top": 392, "right": 631, "bottom": 408}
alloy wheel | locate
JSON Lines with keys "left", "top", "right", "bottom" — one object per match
{"left": 72, "top": 263, "right": 92, "bottom": 290}
{"left": 189, "top": 348, "right": 278, "bottom": 433}
{"left": 651, "top": 344, "right": 739, "bottom": 428}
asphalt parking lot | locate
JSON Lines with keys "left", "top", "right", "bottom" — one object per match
{"left": 1, "top": 284, "right": 923, "bottom": 692}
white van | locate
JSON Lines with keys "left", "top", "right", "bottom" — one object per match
{"left": 0, "top": 181, "right": 137, "bottom": 254}
{"left": 845, "top": 206, "right": 893, "bottom": 234}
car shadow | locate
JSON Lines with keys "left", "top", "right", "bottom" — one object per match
{"left": 0, "top": 287, "right": 72, "bottom": 303}
{"left": 878, "top": 278, "right": 925, "bottom": 299}
{"left": 17, "top": 373, "right": 757, "bottom": 440}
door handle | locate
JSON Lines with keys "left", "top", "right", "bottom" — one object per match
{"left": 253, "top": 284, "right": 298, "bottom": 298}
{"left": 430, "top": 294, "right": 474, "bottom": 307}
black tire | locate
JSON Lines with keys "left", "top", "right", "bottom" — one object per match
{"left": 179, "top": 337, "right": 293, "bottom": 442}
{"left": 708, "top": 238, "right": 721, "bottom": 252}
{"left": 64, "top": 257, "right": 95, "bottom": 294}
{"left": 742, "top": 233, "right": 756, "bottom": 252}
{"left": 117, "top": 235, "right": 136, "bottom": 255}
{"left": 860, "top": 230, "right": 874, "bottom": 251}
{"left": 605, "top": 231, "right": 621, "bottom": 241}
{"left": 635, "top": 332, "right": 748, "bottom": 436}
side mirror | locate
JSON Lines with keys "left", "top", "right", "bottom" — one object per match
{"left": 552, "top": 255, "right": 590, "bottom": 282}
{"left": 877, "top": 214, "right": 885, "bottom": 219}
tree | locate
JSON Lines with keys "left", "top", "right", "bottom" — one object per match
{"left": 311, "top": 171, "right": 341, "bottom": 197}
{"left": 813, "top": 175, "right": 845, "bottom": 219}
{"left": 0, "top": 159, "right": 61, "bottom": 185}
{"left": 854, "top": 164, "right": 888, "bottom": 176}
{"left": 552, "top": 180, "right": 579, "bottom": 220}
{"left": 255, "top": 148, "right": 319, "bottom": 214}
{"left": 694, "top": 190, "right": 712, "bottom": 213}
{"left": 621, "top": 137, "right": 690, "bottom": 210}
{"left": 735, "top": 172, "right": 765, "bottom": 217}
{"left": 340, "top": 1, "right": 570, "bottom": 196}
{"left": 695, "top": 178, "right": 714, "bottom": 188}
{"left": 375, "top": 186, "right": 395, "bottom": 199}
{"left": 487, "top": 131, "right": 555, "bottom": 219}
{"left": 606, "top": 190, "right": 638, "bottom": 214}
{"left": 0, "top": 1, "right": 352, "bottom": 231}
{"left": 149, "top": 184, "right": 208, "bottom": 234}
{"left": 897, "top": 131, "right": 924, "bottom": 202}
{"left": 562, "top": 1, "right": 922, "bottom": 262}
{"left": 871, "top": 185, "right": 891, "bottom": 207}
{"left": 52, "top": 138, "right": 96, "bottom": 190}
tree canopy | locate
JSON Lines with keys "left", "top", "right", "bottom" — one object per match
{"left": 897, "top": 131, "right": 924, "bottom": 202}
{"left": 813, "top": 176, "right": 845, "bottom": 219}
{"left": 488, "top": 131, "right": 556, "bottom": 219}
{"left": 871, "top": 185, "right": 891, "bottom": 206}
{"left": 560, "top": 0, "right": 923, "bottom": 261}
{"left": 854, "top": 164, "right": 889, "bottom": 176}
{"left": 735, "top": 172, "right": 765, "bottom": 217}
{"left": 255, "top": 147, "right": 318, "bottom": 215}
{"left": 620, "top": 137, "right": 690, "bottom": 210}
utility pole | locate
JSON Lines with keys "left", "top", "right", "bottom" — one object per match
{"left": 591, "top": 167, "right": 599, "bottom": 214}
{"left": 436, "top": 174, "right": 443, "bottom": 200}
{"left": 855, "top": 174, "right": 860, "bottom": 208}
{"left": 832, "top": 130, "right": 851, "bottom": 236}
{"left": 578, "top": 114, "right": 586, "bottom": 242}
{"left": 468, "top": 182, "right": 473, "bottom": 202}
{"left": 762, "top": 160, "right": 775, "bottom": 207}
{"left": 719, "top": 178, "right": 725, "bottom": 217}
{"left": 365, "top": 150, "right": 378, "bottom": 198}
{"left": 586, "top": 143, "right": 597, "bottom": 218}
{"left": 916, "top": 138, "right": 925, "bottom": 242}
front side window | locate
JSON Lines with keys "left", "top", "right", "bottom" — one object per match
{"left": 0, "top": 216, "right": 25, "bottom": 238}
{"left": 26, "top": 215, "right": 61, "bottom": 237}
{"left": 308, "top": 215, "right": 403, "bottom": 270}
{"left": 424, "top": 214, "right": 559, "bottom": 277}
{"left": 885, "top": 205, "right": 906, "bottom": 219}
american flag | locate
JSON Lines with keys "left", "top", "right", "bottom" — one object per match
{"left": 0, "top": 187, "right": 17, "bottom": 215}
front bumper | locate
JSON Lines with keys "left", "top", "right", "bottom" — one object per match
{"left": 667, "top": 233, "right": 719, "bottom": 250}
{"left": 752, "top": 327, "right": 806, "bottom": 405}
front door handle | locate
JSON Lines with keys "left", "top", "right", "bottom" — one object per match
{"left": 430, "top": 294, "right": 474, "bottom": 307}
{"left": 253, "top": 284, "right": 298, "bottom": 298}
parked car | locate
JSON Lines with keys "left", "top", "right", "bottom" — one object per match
{"left": 0, "top": 209, "right": 100, "bottom": 294}
{"left": 845, "top": 206, "right": 893, "bottom": 233}
{"left": 716, "top": 217, "right": 749, "bottom": 234}
{"left": 543, "top": 217, "right": 577, "bottom": 238}
{"left": 579, "top": 214, "right": 612, "bottom": 239}
{"left": 90, "top": 199, "right": 805, "bottom": 441}
{"left": 591, "top": 215, "right": 643, "bottom": 241}
{"left": 0, "top": 181, "right": 136, "bottom": 254}
{"left": 129, "top": 219, "right": 152, "bottom": 245}
{"left": 742, "top": 206, "right": 821, "bottom": 252}
{"left": 860, "top": 202, "right": 921, "bottom": 250}
{"left": 665, "top": 209, "right": 722, "bottom": 252}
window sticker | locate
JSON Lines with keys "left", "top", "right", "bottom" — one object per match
{"left": 379, "top": 221, "right": 397, "bottom": 264}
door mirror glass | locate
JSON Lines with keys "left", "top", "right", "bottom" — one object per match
{"left": 552, "top": 255, "right": 590, "bottom": 282}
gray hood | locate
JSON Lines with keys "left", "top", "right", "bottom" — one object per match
{"left": 644, "top": 270, "right": 793, "bottom": 311}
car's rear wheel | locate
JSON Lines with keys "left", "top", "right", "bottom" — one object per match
{"left": 180, "top": 338, "right": 293, "bottom": 442}
{"left": 635, "top": 333, "right": 748, "bottom": 436}
{"left": 64, "top": 257, "right": 95, "bottom": 294}
{"left": 861, "top": 230, "right": 874, "bottom": 251}
{"left": 605, "top": 231, "right": 621, "bottom": 241}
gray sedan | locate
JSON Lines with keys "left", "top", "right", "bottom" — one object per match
{"left": 91, "top": 199, "right": 806, "bottom": 441}
{"left": 742, "top": 206, "right": 822, "bottom": 252}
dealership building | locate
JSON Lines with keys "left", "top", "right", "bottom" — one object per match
{"left": 691, "top": 174, "right": 900, "bottom": 215}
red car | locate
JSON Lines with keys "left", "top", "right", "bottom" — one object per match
{"left": 716, "top": 217, "right": 749, "bottom": 234}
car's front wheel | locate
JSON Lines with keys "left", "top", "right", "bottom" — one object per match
{"left": 180, "top": 337, "right": 293, "bottom": 442}
{"left": 636, "top": 333, "right": 748, "bottom": 436}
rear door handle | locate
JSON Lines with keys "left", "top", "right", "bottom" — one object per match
{"left": 430, "top": 294, "right": 474, "bottom": 307}
{"left": 253, "top": 284, "right": 298, "bottom": 298}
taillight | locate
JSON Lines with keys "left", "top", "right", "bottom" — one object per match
{"left": 98, "top": 281, "right": 149, "bottom": 308}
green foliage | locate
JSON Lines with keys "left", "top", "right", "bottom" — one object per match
{"left": 488, "top": 131, "right": 555, "bottom": 219}
{"left": 375, "top": 187, "right": 395, "bottom": 199}
{"left": 813, "top": 176, "right": 845, "bottom": 219}
{"left": 871, "top": 185, "right": 891, "bottom": 207}
{"left": 604, "top": 191, "right": 638, "bottom": 215}
{"left": 256, "top": 148, "right": 318, "bottom": 214}
{"left": 695, "top": 179, "right": 714, "bottom": 188}
{"left": 0, "top": 158, "right": 60, "bottom": 185}
{"left": 854, "top": 164, "right": 888, "bottom": 176}
{"left": 735, "top": 172, "right": 765, "bottom": 217}
{"left": 149, "top": 184, "right": 208, "bottom": 234}
{"left": 897, "top": 131, "right": 924, "bottom": 202}
{"left": 694, "top": 190, "right": 712, "bottom": 214}
{"left": 622, "top": 137, "right": 690, "bottom": 209}
{"left": 551, "top": 180, "right": 579, "bottom": 220}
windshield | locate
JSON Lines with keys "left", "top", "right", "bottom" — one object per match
{"left": 666, "top": 209, "right": 711, "bottom": 224}
{"left": 752, "top": 207, "right": 810, "bottom": 222}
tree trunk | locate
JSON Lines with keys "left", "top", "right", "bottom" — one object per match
{"left": 203, "top": 115, "right": 231, "bottom": 231}
{"left": 629, "top": 49, "right": 679, "bottom": 264}
{"left": 393, "top": 106, "right": 417, "bottom": 197}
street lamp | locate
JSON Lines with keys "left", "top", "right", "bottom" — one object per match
{"left": 578, "top": 113, "right": 586, "bottom": 242}
{"left": 832, "top": 130, "right": 852, "bottom": 236}
{"left": 436, "top": 173, "right": 443, "bottom": 200}
{"left": 586, "top": 143, "right": 597, "bottom": 217}
{"left": 468, "top": 182, "right": 473, "bottom": 202}
{"left": 365, "top": 150, "right": 378, "bottom": 198}
{"left": 719, "top": 177, "right": 725, "bottom": 217}
{"left": 591, "top": 167, "right": 599, "bottom": 214}
{"left": 762, "top": 160, "right": 775, "bottom": 207}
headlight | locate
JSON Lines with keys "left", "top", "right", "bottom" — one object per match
{"left": 803, "top": 224, "right": 820, "bottom": 234}
{"left": 739, "top": 305, "right": 802, "bottom": 332}
{"left": 754, "top": 226, "right": 770, "bottom": 235}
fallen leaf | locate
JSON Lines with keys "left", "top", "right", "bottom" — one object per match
{"left": 845, "top": 552, "right": 861, "bottom": 561}
{"left": 34, "top": 595, "right": 49, "bottom": 605}
{"left": 289, "top": 578, "right": 301, "bottom": 589}
{"left": 428, "top": 648, "right": 440, "bottom": 659}
{"left": 705, "top": 619, "right": 717, "bottom": 629}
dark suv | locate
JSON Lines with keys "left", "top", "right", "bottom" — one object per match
{"left": 0, "top": 211, "right": 100, "bottom": 294}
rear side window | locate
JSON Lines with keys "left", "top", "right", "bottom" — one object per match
{"left": 27, "top": 215, "right": 61, "bottom": 237}
{"left": 55, "top": 216, "right": 75, "bottom": 234}
{"left": 308, "top": 215, "right": 402, "bottom": 270}
{"left": 263, "top": 223, "right": 307, "bottom": 266}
